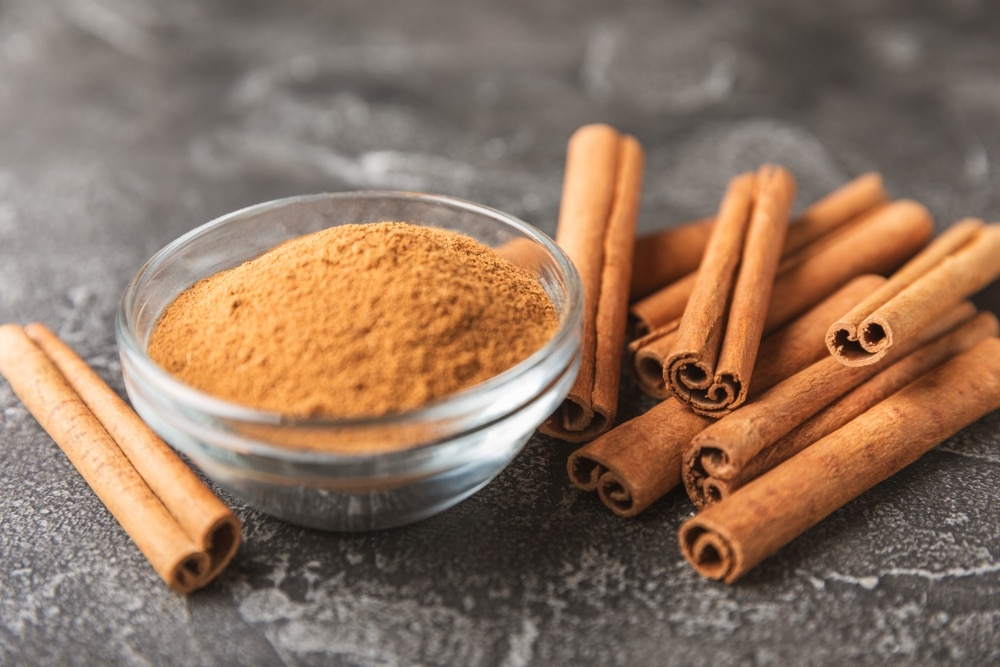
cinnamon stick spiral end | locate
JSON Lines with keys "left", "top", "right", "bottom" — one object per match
{"left": 700, "top": 478, "right": 732, "bottom": 507}
{"left": 168, "top": 515, "right": 241, "bottom": 592}
{"left": 630, "top": 347, "right": 674, "bottom": 399}
{"left": 666, "top": 354, "right": 745, "bottom": 417}
{"left": 169, "top": 514, "right": 240, "bottom": 591}
{"left": 539, "top": 396, "right": 611, "bottom": 443}
{"left": 168, "top": 551, "right": 213, "bottom": 594}
{"left": 199, "top": 514, "right": 242, "bottom": 586}
{"left": 682, "top": 442, "right": 736, "bottom": 509}
{"left": 596, "top": 470, "right": 642, "bottom": 517}
{"left": 678, "top": 518, "right": 743, "bottom": 583}
{"left": 566, "top": 449, "right": 606, "bottom": 491}
{"left": 825, "top": 316, "right": 893, "bottom": 367}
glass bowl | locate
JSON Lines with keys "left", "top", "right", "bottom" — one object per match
{"left": 116, "top": 191, "right": 582, "bottom": 531}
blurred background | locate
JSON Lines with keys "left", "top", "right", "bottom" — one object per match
{"left": 4, "top": 1, "right": 998, "bottom": 327}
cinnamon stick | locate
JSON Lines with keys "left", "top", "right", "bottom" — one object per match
{"left": 682, "top": 301, "right": 982, "bottom": 508}
{"left": 539, "top": 123, "right": 644, "bottom": 442}
{"left": 630, "top": 172, "right": 887, "bottom": 335}
{"left": 664, "top": 165, "right": 795, "bottom": 416}
{"left": 827, "top": 219, "right": 1000, "bottom": 366}
{"left": 0, "top": 323, "right": 241, "bottom": 593}
{"left": 789, "top": 172, "right": 887, "bottom": 250}
{"left": 679, "top": 336, "right": 1000, "bottom": 583}
{"left": 699, "top": 310, "right": 999, "bottom": 505}
{"left": 630, "top": 217, "right": 713, "bottom": 301}
{"left": 568, "top": 398, "right": 708, "bottom": 515}
{"left": 630, "top": 199, "right": 934, "bottom": 399}
{"left": 567, "top": 274, "right": 885, "bottom": 517}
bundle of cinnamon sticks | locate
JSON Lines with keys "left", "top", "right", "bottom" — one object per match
{"left": 548, "top": 123, "right": 1000, "bottom": 582}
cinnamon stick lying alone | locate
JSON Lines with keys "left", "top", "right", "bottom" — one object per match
{"left": 539, "top": 123, "right": 644, "bottom": 442}
{"left": 679, "top": 336, "right": 1000, "bottom": 583}
{"left": 629, "top": 199, "right": 934, "bottom": 399}
{"left": 695, "top": 309, "right": 999, "bottom": 506}
{"left": 630, "top": 172, "right": 887, "bottom": 335}
{"left": 0, "top": 323, "right": 241, "bottom": 593}
{"left": 827, "top": 219, "right": 1000, "bottom": 366}
{"left": 567, "top": 275, "right": 886, "bottom": 517}
{"left": 665, "top": 165, "right": 795, "bottom": 416}
{"left": 682, "top": 300, "right": 983, "bottom": 508}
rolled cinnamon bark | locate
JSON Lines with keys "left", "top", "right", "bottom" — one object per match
{"left": 0, "top": 323, "right": 241, "bottom": 593}
{"left": 665, "top": 165, "right": 795, "bottom": 416}
{"left": 540, "top": 123, "right": 644, "bottom": 442}
{"left": 630, "top": 217, "right": 713, "bottom": 301}
{"left": 568, "top": 274, "right": 886, "bottom": 517}
{"left": 630, "top": 199, "right": 934, "bottom": 399}
{"left": 789, "top": 173, "right": 886, "bottom": 250}
{"left": 570, "top": 398, "right": 709, "bottom": 515}
{"left": 683, "top": 301, "right": 981, "bottom": 508}
{"left": 679, "top": 336, "right": 1000, "bottom": 583}
{"left": 630, "top": 172, "right": 887, "bottom": 335}
{"left": 827, "top": 219, "right": 1000, "bottom": 366}
{"left": 700, "top": 310, "right": 999, "bottom": 505}
{"left": 630, "top": 273, "right": 695, "bottom": 339}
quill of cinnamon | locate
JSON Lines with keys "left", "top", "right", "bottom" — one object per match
{"left": 630, "top": 217, "right": 713, "bottom": 301}
{"left": 827, "top": 219, "right": 1000, "bottom": 366}
{"left": 0, "top": 323, "right": 241, "bottom": 593}
{"left": 683, "top": 300, "right": 985, "bottom": 508}
{"left": 567, "top": 275, "right": 885, "bottom": 516}
{"left": 696, "top": 309, "right": 999, "bottom": 506}
{"left": 539, "top": 123, "right": 644, "bottom": 442}
{"left": 630, "top": 172, "right": 887, "bottom": 335}
{"left": 665, "top": 165, "right": 795, "bottom": 416}
{"left": 679, "top": 336, "right": 1000, "bottom": 583}
{"left": 630, "top": 199, "right": 934, "bottom": 399}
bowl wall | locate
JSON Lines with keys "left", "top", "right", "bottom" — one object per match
{"left": 117, "top": 191, "right": 582, "bottom": 531}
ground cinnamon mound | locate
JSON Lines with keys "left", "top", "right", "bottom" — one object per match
{"left": 147, "top": 222, "right": 559, "bottom": 418}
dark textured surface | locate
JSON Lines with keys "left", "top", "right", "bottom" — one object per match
{"left": 2, "top": 1, "right": 1000, "bottom": 665}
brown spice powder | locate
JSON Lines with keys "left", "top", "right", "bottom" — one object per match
{"left": 148, "top": 222, "right": 559, "bottom": 418}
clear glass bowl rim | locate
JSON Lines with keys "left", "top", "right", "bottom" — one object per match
{"left": 116, "top": 190, "right": 583, "bottom": 464}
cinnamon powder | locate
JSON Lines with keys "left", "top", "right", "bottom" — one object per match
{"left": 147, "top": 222, "right": 559, "bottom": 418}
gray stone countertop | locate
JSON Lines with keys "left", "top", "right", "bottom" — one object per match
{"left": 2, "top": 1, "right": 999, "bottom": 665}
